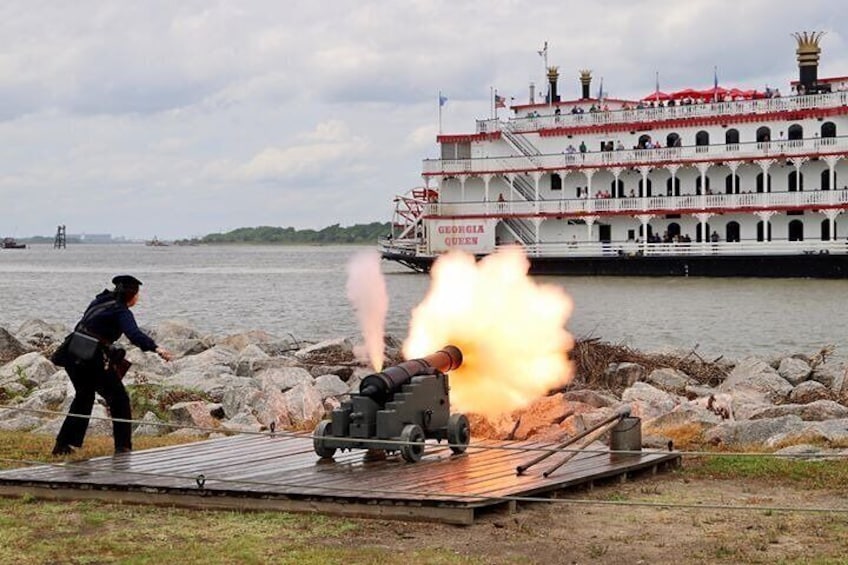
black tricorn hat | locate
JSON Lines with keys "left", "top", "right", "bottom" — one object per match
{"left": 112, "top": 275, "right": 143, "bottom": 289}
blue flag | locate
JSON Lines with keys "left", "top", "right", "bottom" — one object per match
{"left": 439, "top": 94, "right": 448, "bottom": 107}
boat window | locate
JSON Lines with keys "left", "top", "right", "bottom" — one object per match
{"left": 788, "top": 219, "right": 804, "bottom": 241}
{"left": 725, "top": 174, "right": 740, "bottom": 194}
{"left": 788, "top": 171, "right": 804, "bottom": 192}
{"left": 666, "top": 133, "right": 681, "bottom": 147}
{"left": 695, "top": 131, "right": 709, "bottom": 146}
{"left": 820, "top": 169, "right": 836, "bottom": 190}
{"left": 725, "top": 129, "right": 740, "bottom": 145}
{"left": 637, "top": 134, "right": 652, "bottom": 149}
{"left": 821, "top": 219, "right": 835, "bottom": 241}
{"left": 550, "top": 173, "right": 562, "bottom": 191}
{"left": 756, "top": 126, "right": 771, "bottom": 143}
{"left": 821, "top": 122, "right": 837, "bottom": 138}
{"left": 695, "top": 175, "right": 711, "bottom": 194}
{"left": 666, "top": 176, "right": 680, "bottom": 196}
{"left": 726, "top": 221, "right": 741, "bottom": 242}
{"left": 638, "top": 178, "right": 652, "bottom": 197}
{"left": 610, "top": 178, "right": 624, "bottom": 197}
{"left": 787, "top": 124, "right": 803, "bottom": 140}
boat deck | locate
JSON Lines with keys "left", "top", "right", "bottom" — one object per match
{"left": 0, "top": 434, "right": 680, "bottom": 525}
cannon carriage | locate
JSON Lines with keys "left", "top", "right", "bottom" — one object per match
{"left": 313, "top": 345, "right": 470, "bottom": 462}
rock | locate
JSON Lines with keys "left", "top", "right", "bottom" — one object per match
{"left": 169, "top": 346, "right": 238, "bottom": 373}
{"left": 294, "top": 338, "right": 355, "bottom": 364}
{"left": 218, "top": 330, "right": 276, "bottom": 352}
{"left": 135, "top": 411, "right": 167, "bottom": 436}
{"left": 718, "top": 357, "right": 793, "bottom": 403}
{"left": 806, "top": 419, "right": 848, "bottom": 444}
{"left": 646, "top": 368, "right": 692, "bottom": 394}
{"left": 220, "top": 383, "right": 262, "bottom": 421}
{"left": 166, "top": 370, "right": 240, "bottom": 402}
{"left": 256, "top": 336, "right": 303, "bottom": 357}
{"left": 788, "top": 381, "right": 831, "bottom": 404}
{"left": 0, "top": 413, "right": 45, "bottom": 431}
{"left": 604, "top": 362, "right": 644, "bottom": 388}
{"left": 621, "top": 382, "right": 681, "bottom": 421}
{"left": 313, "top": 374, "right": 349, "bottom": 399}
{"left": 283, "top": 383, "right": 325, "bottom": 426}
{"left": 643, "top": 404, "right": 724, "bottom": 431}
{"left": 748, "top": 400, "right": 848, "bottom": 422}
{"left": 704, "top": 415, "right": 807, "bottom": 447}
{"left": 168, "top": 401, "right": 222, "bottom": 429}
{"left": 773, "top": 444, "right": 829, "bottom": 459}
{"left": 561, "top": 389, "right": 620, "bottom": 409}
{"left": 235, "top": 344, "right": 271, "bottom": 377}
{"left": 777, "top": 357, "right": 812, "bottom": 386}
{"left": 14, "top": 319, "right": 67, "bottom": 350}
{"left": 308, "top": 364, "right": 355, "bottom": 381}
{"left": 220, "top": 410, "right": 264, "bottom": 433}
{"left": 811, "top": 364, "right": 844, "bottom": 392}
{"left": 0, "top": 329, "right": 32, "bottom": 365}
{"left": 146, "top": 320, "right": 212, "bottom": 357}
{"left": 0, "top": 353, "right": 59, "bottom": 388}
{"left": 257, "top": 366, "right": 314, "bottom": 392}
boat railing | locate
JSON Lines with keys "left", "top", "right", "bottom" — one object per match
{"left": 487, "top": 91, "right": 848, "bottom": 134}
{"left": 423, "top": 134, "right": 848, "bottom": 176}
{"left": 518, "top": 239, "right": 848, "bottom": 258}
{"left": 425, "top": 188, "right": 848, "bottom": 217}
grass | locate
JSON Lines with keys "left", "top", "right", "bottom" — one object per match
{"left": 684, "top": 454, "right": 848, "bottom": 489}
{"left": 0, "top": 431, "right": 477, "bottom": 564}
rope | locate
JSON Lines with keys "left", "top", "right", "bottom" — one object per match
{"left": 2, "top": 402, "right": 848, "bottom": 459}
{"left": 0, "top": 455, "right": 846, "bottom": 515}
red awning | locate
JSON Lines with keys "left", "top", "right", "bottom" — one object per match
{"left": 641, "top": 90, "right": 672, "bottom": 101}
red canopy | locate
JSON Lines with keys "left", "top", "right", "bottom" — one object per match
{"left": 670, "top": 88, "right": 702, "bottom": 100}
{"left": 641, "top": 90, "right": 672, "bottom": 101}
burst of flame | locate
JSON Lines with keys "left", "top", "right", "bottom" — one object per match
{"left": 404, "top": 247, "right": 575, "bottom": 419}
{"left": 346, "top": 249, "right": 388, "bottom": 371}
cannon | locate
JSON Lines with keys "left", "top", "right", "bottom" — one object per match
{"left": 313, "top": 345, "right": 470, "bottom": 462}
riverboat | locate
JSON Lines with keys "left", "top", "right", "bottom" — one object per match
{"left": 2, "top": 237, "right": 26, "bottom": 249}
{"left": 380, "top": 32, "right": 848, "bottom": 277}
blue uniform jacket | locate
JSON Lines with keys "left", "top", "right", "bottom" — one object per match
{"left": 79, "top": 290, "right": 158, "bottom": 352}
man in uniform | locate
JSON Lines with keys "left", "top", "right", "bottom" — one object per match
{"left": 52, "top": 275, "right": 173, "bottom": 455}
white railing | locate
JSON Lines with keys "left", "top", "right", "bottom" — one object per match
{"left": 475, "top": 91, "right": 848, "bottom": 134}
{"left": 519, "top": 239, "right": 848, "bottom": 258}
{"left": 427, "top": 189, "right": 848, "bottom": 217}
{"left": 423, "top": 136, "right": 848, "bottom": 176}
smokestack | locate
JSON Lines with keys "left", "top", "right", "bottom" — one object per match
{"left": 579, "top": 69, "right": 592, "bottom": 100}
{"left": 793, "top": 31, "right": 825, "bottom": 92}
{"left": 547, "top": 66, "right": 560, "bottom": 103}
{"left": 529, "top": 82, "right": 536, "bottom": 104}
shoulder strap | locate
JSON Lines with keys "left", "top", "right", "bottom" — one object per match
{"left": 75, "top": 299, "right": 119, "bottom": 342}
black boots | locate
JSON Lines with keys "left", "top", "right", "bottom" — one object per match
{"left": 51, "top": 443, "right": 74, "bottom": 456}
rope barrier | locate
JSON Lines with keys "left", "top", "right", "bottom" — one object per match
{"left": 2, "top": 402, "right": 847, "bottom": 459}
{"left": 0, "top": 454, "right": 846, "bottom": 516}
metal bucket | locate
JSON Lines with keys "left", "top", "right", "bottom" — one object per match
{"left": 609, "top": 417, "right": 641, "bottom": 460}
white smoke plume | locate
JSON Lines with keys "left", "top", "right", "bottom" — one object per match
{"left": 346, "top": 249, "right": 389, "bottom": 371}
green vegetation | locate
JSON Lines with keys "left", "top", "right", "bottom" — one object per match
{"left": 195, "top": 222, "right": 391, "bottom": 245}
{"left": 685, "top": 454, "right": 848, "bottom": 488}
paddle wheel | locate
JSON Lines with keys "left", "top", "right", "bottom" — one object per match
{"left": 378, "top": 187, "right": 439, "bottom": 272}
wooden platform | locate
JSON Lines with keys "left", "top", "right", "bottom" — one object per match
{"left": 0, "top": 434, "right": 680, "bottom": 525}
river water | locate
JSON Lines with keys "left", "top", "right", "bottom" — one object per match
{"left": 0, "top": 244, "right": 846, "bottom": 362}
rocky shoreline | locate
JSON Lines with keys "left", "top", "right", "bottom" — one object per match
{"left": 1, "top": 319, "right": 847, "bottom": 458}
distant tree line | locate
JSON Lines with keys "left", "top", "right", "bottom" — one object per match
{"left": 195, "top": 222, "right": 391, "bottom": 245}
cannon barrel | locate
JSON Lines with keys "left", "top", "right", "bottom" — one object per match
{"left": 359, "top": 345, "right": 462, "bottom": 404}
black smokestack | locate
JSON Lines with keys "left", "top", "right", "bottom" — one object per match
{"left": 579, "top": 70, "right": 592, "bottom": 100}
{"left": 547, "top": 67, "right": 560, "bottom": 103}
{"left": 793, "top": 31, "right": 825, "bottom": 92}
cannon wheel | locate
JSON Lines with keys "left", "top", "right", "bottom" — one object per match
{"left": 399, "top": 424, "right": 425, "bottom": 463}
{"left": 313, "top": 420, "right": 336, "bottom": 459}
{"left": 447, "top": 413, "right": 471, "bottom": 454}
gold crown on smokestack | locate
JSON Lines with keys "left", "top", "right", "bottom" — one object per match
{"left": 579, "top": 69, "right": 592, "bottom": 85}
{"left": 547, "top": 66, "right": 559, "bottom": 80}
{"left": 793, "top": 31, "right": 825, "bottom": 66}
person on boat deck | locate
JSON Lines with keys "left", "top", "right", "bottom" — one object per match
{"left": 52, "top": 275, "right": 173, "bottom": 456}
{"left": 710, "top": 231, "right": 720, "bottom": 243}
{"left": 579, "top": 141, "right": 587, "bottom": 153}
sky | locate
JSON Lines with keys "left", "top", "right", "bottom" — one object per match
{"left": 0, "top": 0, "right": 845, "bottom": 240}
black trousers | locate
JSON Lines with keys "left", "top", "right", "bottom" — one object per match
{"left": 55, "top": 358, "right": 132, "bottom": 451}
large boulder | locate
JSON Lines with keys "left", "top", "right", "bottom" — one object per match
{"left": 146, "top": 320, "right": 212, "bottom": 357}
{"left": 704, "top": 415, "right": 807, "bottom": 447}
{"left": 167, "top": 401, "right": 223, "bottom": 430}
{"left": 777, "top": 357, "right": 812, "bottom": 386}
{"left": 15, "top": 319, "right": 67, "bottom": 350}
{"left": 294, "top": 338, "right": 355, "bottom": 364}
{"left": 511, "top": 393, "right": 573, "bottom": 440}
{"left": 0, "top": 328, "right": 31, "bottom": 364}
{"left": 788, "top": 381, "right": 831, "bottom": 404}
{"left": 283, "top": 383, "right": 325, "bottom": 426}
{"left": 748, "top": 400, "right": 848, "bottom": 422}
{"left": 218, "top": 330, "right": 277, "bottom": 352}
{"left": 646, "top": 368, "right": 692, "bottom": 395}
{"left": 169, "top": 345, "right": 238, "bottom": 373}
{"left": 561, "top": 389, "right": 620, "bottom": 409}
{"left": 621, "top": 382, "right": 681, "bottom": 420}
{"left": 718, "top": 357, "right": 793, "bottom": 403}
{"left": 604, "top": 362, "right": 645, "bottom": 388}
{"left": 235, "top": 344, "right": 271, "bottom": 377}
{"left": 313, "top": 374, "right": 349, "bottom": 399}
{"left": 134, "top": 411, "right": 167, "bottom": 436}
{"left": 257, "top": 366, "right": 314, "bottom": 392}
{"left": 0, "top": 353, "right": 59, "bottom": 388}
